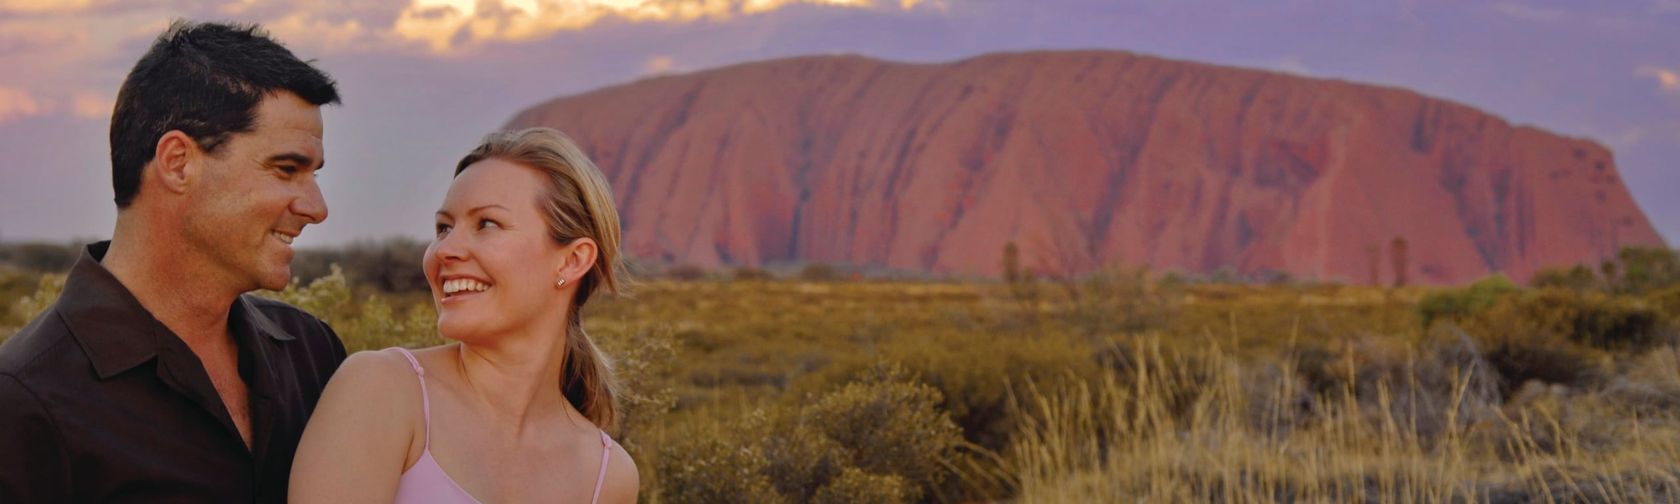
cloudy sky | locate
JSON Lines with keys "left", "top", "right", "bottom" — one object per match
{"left": 1, "top": 0, "right": 1676, "bottom": 248}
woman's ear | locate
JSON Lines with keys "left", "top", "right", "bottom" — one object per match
{"left": 555, "top": 238, "right": 599, "bottom": 288}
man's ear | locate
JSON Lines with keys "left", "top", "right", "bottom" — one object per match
{"left": 555, "top": 238, "right": 599, "bottom": 287}
{"left": 150, "top": 130, "right": 198, "bottom": 196}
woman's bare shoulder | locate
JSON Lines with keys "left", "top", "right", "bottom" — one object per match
{"left": 599, "top": 439, "right": 640, "bottom": 504}
{"left": 310, "top": 348, "right": 430, "bottom": 442}
{"left": 290, "top": 348, "right": 431, "bottom": 501}
{"left": 329, "top": 349, "right": 426, "bottom": 393}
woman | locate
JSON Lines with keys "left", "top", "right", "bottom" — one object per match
{"left": 290, "top": 128, "right": 638, "bottom": 503}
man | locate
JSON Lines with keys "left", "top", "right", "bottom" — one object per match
{"left": 0, "top": 21, "right": 347, "bottom": 502}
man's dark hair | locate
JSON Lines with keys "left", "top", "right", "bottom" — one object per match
{"left": 109, "top": 20, "right": 341, "bottom": 208}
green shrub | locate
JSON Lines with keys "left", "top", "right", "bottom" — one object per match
{"left": 290, "top": 237, "right": 430, "bottom": 292}
{"left": 763, "top": 420, "right": 848, "bottom": 501}
{"left": 3, "top": 273, "right": 65, "bottom": 342}
{"left": 664, "top": 264, "right": 708, "bottom": 281}
{"left": 1060, "top": 267, "right": 1180, "bottom": 337}
{"left": 657, "top": 419, "right": 786, "bottom": 504}
{"left": 1613, "top": 247, "right": 1679, "bottom": 294}
{"left": 1458, "top": 294, "right": 1611, "bottom": 394}
{"left": 332, "top": 296, "right": 439, "bottom": 352}
{"left": 871, "top": 332, "right": 1098, "bottom": 452}
{"left": 1457, "top": 289, "right": 1663, "bottom": 355}
{"left": 734, "top": 267, "right": 774, "bottom": 282}
{"left": 0, "top": 243, "right": 77, "bottom": 273}
{"left": 0, "top": 270, "right": 40, "bottom": 306}
{"left": 1510, "top": 290, "right": 1662, "bottom": 352}
{"left": 1417, "top": 274, "right": 1519, "bottom": 328}
{"left": 594, "top": 324, "right": 679, "bottom": 447}
{"left": 657, "top": 367, "right": 967, "bottom": 502}
{"left": 811, "top": 468, "right": 913, "bottom": 504}
{"left": 1649, "top": 285, "right": 1680, "bottom": 328}
{"left": 258, "top": 265, "right": 441, "bottom": 352}
{"left": 799, "top": 263, "right": 840, "bottom": 282}
{"left": 1530, "top": 264, "right": 1600, "bottom": 291}
{"left": 800, "top": 370, "right": 965, "bottom": 500}
{"left": 1480, "top": 332, "right": 1603, "bottom": 396}
{"left": 260, "top": 265, "right": 355, "bottom": 323}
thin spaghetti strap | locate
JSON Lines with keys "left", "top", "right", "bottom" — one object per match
{"left": 388, "top": 347, "right": 432, "bottom": 447}
{"left": 590, "top": 431, "right": 613, "bottom": 504}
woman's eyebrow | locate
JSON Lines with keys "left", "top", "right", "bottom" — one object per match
{"left": 435, "top": 204, "right": 509, "bottom": 218}
{"left": 465, "top": 204, "right": 509, "bottom": 215}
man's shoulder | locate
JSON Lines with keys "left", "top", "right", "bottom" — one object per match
{"left": 0, "top": 307, "right": 76, "bottom": 378}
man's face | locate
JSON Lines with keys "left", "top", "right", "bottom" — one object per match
{"left": 184, "top": 91, "right": 327, "bottom": 292}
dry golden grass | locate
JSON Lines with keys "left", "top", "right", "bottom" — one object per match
{"left": 5, "top": 267, "right": 1679, "bottom": 503}
{"left": 1010, "top": 334, "right": 1680, "bottom": 503}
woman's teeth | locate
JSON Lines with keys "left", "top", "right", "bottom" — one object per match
{"left": 443, "top": 278, "right": 491, "bottom": 295}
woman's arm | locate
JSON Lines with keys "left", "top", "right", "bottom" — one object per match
{"left": 289, "top": 350, "right": 424, "bottom": 503}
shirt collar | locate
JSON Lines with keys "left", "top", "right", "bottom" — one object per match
{"left": 59, "top": 241, "right": 295, "bottom": 379}
{"left": 233, "top": 295, "right": 296, "bottom": 342}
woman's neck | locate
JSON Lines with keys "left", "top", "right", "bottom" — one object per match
{"left": 450, "top": 324, "right": 575, "bottom": 436}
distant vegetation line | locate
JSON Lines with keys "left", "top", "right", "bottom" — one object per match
{"left": 3, "top": 239, "right": 1673, "bottom": 291}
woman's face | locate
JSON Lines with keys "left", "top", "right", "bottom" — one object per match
{"left": 424, "top": 158, "right": 566, "bottom": 342}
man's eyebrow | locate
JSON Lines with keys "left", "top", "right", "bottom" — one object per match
{"left": 266, "top": 152, "right": 322, "bottom": 170}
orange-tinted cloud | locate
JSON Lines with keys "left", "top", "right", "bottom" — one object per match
{"left": 0, "top": 0, "right": 150, "bottom": 17}
{"left": 742, "top": 0, "right": 867, "bottom": 14}
{"left": 70, "top": 89, "right": 111, "bottom": 119}
{"left": 7, "top": 0, "right": 947, "bottom": 59}
{"left": 1637, "top": 65, "right": 1680, "bottom": 93}
{"left": 644, "top": 54, "right": 676, "bottom": 74}
{"left": 0, "top": 0, "right": 93, "bottom": 14}
{"left": 1, "top": 0, "right": 953, "bottom": 124}
{"left": 0, "top": 86, "right": 49, "bottom": 123}
{"left": 264, "top": 10, "right": 367, "bottom": 51}
{"left": 392, "top": 0, "right": 930, "bottom": 53}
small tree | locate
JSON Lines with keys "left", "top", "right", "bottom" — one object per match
{"left": 734, "top": 267, "right": 774, "bottom": 282}
{"left": 1001, "top": 242, "right": 1039, "bottom": 315}
{"left": 1390, "top": 236, "right": 1410, "bottom": 288}
{"left": 1002, "top": 241, "right": 1021, "bottom": 284}
{"left": 1365, "top": 243, "right": 1382, "bottom": 286}
{"left": 1530, "top": 264, "right": 1599, "bottom": 291}
{"left": 799, "top": 263, "right": 839, "bottom": 282}
{"left": 1615, "top": 246, "right": 1679, "bottom": 293}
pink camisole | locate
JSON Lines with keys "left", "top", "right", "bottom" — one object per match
{"left": 387, "top": 347, "right": 615, "bottom": 504}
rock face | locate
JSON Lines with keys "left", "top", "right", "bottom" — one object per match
{"left": 505, "top": 50, "right": 1665, "bottom": 284}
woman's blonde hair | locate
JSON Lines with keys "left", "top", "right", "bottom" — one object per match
{"left": 455, "top": 127, "right": 626, "bottom": 429}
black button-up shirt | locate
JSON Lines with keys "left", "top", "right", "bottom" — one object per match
{"left": 0, "top": 242, "right": 347, "bottom": 503}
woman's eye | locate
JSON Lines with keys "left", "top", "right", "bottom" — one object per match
{"left": 435, "top": 223, "right": 452, "bottom": 236}
{"left": 478, "top": 219, "right": 502, "bottom": 230}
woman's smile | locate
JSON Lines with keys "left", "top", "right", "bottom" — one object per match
{"left": 439, "top": 275, "right": 493, "bottom": 303}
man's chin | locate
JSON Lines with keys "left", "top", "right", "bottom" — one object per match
{"left": 256, "top": 265, "right": 292, "bottom": 292}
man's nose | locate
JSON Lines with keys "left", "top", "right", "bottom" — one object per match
{"left": 293, "top": 177, "right": 328, "bottom": 224}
